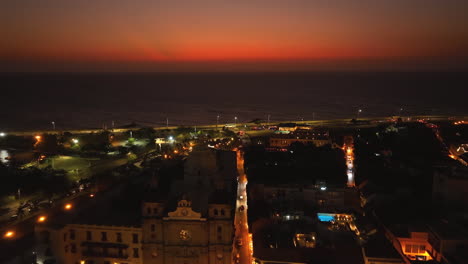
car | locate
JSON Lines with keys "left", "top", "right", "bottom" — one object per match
{"left": 9, "top": 215, "right": 18, "bottom": 222}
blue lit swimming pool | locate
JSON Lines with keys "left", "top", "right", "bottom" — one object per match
{"left": 317, "top": 213, "right": 335, "bottom": 222}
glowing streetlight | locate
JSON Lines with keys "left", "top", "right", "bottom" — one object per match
{"left": 357, "top": 109, "right": 362, "bottom": 119}
{"left": 234, "top": 116, "right": 238, "bottom": 126}
{"left": 37, "top": 216, "right": 47, "bottom": 223}
{"left": 51, "top": 121, "right": 55, "bottom": 130}
{"left": 35, "top": 135, "right": 41, "bottom": 141}
{"left": 64, "top": 203, "right": 72, "bottom": 210}
{"left": 0, "top": 132, "right": 5, "bottom": 137}
{"left": 4, "top": 231, "right": 15, "bottom": 238}
{"left": 72, "top": 138, "right": 79, "bottom": 144}
{"left": 216, "top": 114, "right": 220, "bottom": 129}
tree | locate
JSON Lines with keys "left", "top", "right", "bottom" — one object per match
{"left": 37, "top": 134, "right": 59, "bottom": 154}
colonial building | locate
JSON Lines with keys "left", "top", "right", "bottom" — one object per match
{"left": 35, "top": 148, "right": 236, "bottom": 264}
{"left": 141, "top": 198, "right": 232, "bottom": 264}
{"left": 36, "top": 197, "right": 232, "bottom": 264}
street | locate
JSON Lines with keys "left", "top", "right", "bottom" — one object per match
{"left": 232, "top": 149, "right": 253, "bottom": 264}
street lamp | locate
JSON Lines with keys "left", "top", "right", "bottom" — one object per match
{"left": 51, "top": 121, "right": 55, "bottom": 130}
{"left": 72, "top": 138, "right": 79, "bottom": 144}
{"left": 216, "top": 115, "right": 220, "bottom": 129}
{"left": 234, "top": 116, "right": 238, "bottom": 126}
{"left": 0, "top": 132, "right": 5, "bottom": 137}
{"left": 357, "top": 109, "right": 362, "bottom": 119}
{"left": 3, "top": 230, "right": 15, "bottom": 239}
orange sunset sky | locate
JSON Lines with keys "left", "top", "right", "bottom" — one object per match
{"left": 1, "top": 0, "right": 467, "bottom": 71}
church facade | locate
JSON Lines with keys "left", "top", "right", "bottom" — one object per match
{"left": 35, "top": 198, "right": 233, "bottom": 264}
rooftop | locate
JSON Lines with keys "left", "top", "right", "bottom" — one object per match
{"left": 363, "top": 233, "right": 403, "bottom": 260}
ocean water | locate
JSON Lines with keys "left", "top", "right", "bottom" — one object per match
{"left": 1, "top": 72, "right": 467, "bottom": 131}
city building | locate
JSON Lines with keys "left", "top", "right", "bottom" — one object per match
{"left": 384, "top": 224, "right": 433, "bottom": 262}
{"left": 34, "top": 148, "right": 237, "bottom": 264}
{"left": 432, "top": 164, "right": 468, "bottom": 208}
{"left": 361, "top": 234, "right": 406, "bottom": 264}
{"left": 427, "top": 222, "right": 468, "bottom": 263}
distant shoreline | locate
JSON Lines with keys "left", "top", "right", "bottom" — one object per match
{"left": 2, "top": 115, "right": 466, "bottom": 136}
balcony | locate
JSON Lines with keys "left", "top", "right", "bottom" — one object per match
{"left": 81, "top": 242, "right": 129, "bottom": 259}
{"left": 82, "top": 250, "right": 128, "bottom": 259}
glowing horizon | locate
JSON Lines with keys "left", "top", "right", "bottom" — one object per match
{"left": 2, "top": 0, "right": 467, "bottom": 71}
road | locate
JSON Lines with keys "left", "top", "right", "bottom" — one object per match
{"left": 426, "top": 122, "right": 468, "bottom": 166}
{"left": 343, "top": 136, "right": 356, "bottom": 187}
{"left": 2, "top": 115, "right": 463, "bottom": 136}
{"left": 232, "top": 149, "right": 253, "bottom": 264}
{"left": 0, "top": 188, "right": 95, "bottom": 263}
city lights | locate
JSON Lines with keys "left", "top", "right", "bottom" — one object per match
{"left": 37, "top": 216, "right": 47, "bottom": 223}
{"left": 64, "top": 203, "right": 73, "bottom": 210}
{"left": 4, "top": 231, "right": 15, "bottom": 238}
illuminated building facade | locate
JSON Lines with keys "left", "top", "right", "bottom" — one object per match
{"left": 35, "top": 198, "right": 233, "bottom": 264}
